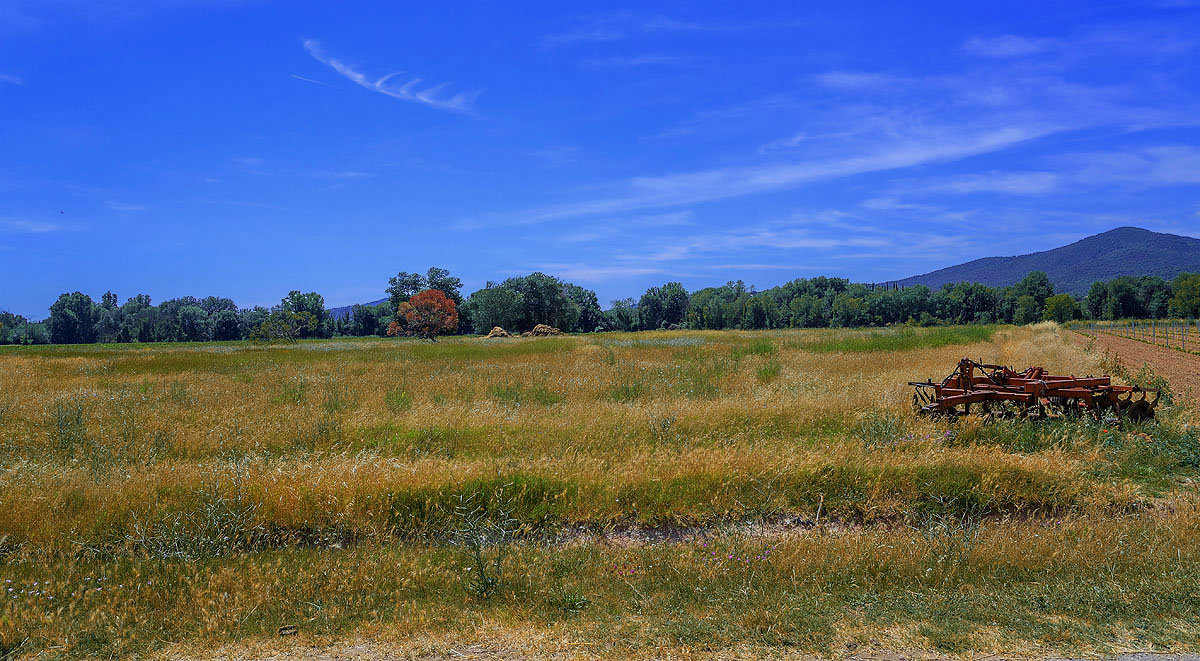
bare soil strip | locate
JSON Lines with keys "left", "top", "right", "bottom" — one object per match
{"left": 1075, "top": 330, "right": 1200, "bottom": 397}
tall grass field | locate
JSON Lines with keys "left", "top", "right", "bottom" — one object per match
{"left": 2, "top": 324, "right": 1199, "bottom": 658}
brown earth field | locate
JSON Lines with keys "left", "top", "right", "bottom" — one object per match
{"left": 1073, "top": 330, "right": 1200, "bottom": 399}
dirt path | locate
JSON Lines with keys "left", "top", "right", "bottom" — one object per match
{"left": 1074, "top": 330, "right": 1200, "bottom": 398}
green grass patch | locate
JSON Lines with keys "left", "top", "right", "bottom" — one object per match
{"left": 802, "top": 325, "right": 997, "bottom": 353}
{"left": 490, "top": 383, "right": 564, "bottom": 406}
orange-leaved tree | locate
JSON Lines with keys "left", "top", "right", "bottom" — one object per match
{"left": 387, "top": 289, "right": 459, "bottom": 341}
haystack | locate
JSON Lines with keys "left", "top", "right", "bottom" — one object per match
{"left": 522, "top": 324, "right": 564, "bottom": 337}
{"left": 484, "top": 326, "right": 511, "bottom": 338}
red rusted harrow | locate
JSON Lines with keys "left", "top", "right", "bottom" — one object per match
{"left": 909, "top": 358, "right": 1158, "bottom": 422}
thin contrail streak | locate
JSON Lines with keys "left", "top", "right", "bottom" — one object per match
{"left": 290, "top": 74, "right": 341, "bottom": 89}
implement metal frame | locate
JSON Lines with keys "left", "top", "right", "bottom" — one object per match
{"left": 909, "top": 358, "right": 1159, "bottom": 422}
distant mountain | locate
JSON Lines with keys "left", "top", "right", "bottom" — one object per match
{"left": 894, "top": 227, "right": 1200, "bottom": 297}
{"left": 328, "top": 298, "right": 387, "bottom": 320}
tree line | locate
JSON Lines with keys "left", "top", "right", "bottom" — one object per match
{"left": 4, "top": 268, "right": 1200, "bottom": 345}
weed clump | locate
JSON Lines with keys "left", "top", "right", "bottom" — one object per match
{"left": 450, "top": 487, "right": 523, "bottom": 599}
{"left": 855, "top": 410, "right": 907, "bottom": 449}
{"left": 107, "top": 461, "right": 265, "bottom": 560}
{"left": 755, "top": 361, "right": 781, "bottom": 383}
{"left": 273, "top": 375, "right": 309, "bottom": 404}
{"left": 605, "top": 381, "right": 646, "bottom": 403}
{"left": 48, "top": 396, "right": 88, "bottom": 454}
{"left": 384, "top": 387, "right": 413, "bottom": 412}
{"left": 490, "top": 383, "right": 563, "bottom": 406}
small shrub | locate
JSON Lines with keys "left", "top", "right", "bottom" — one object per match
{"left": 1130, "top": 364, "right": 1172, "bottom": 406}
{"left": 48, "top": 396, "right": 87, "bottom": 454}
{"left": 913, "top": 506, "right": 983, "bottom": 581}
{"left": 163, "top": 381, "right": 192, "bottom": 405}
{"left": 546, "top": 589, "right": 590, "bottom": 615}
{"left": 118, "top": 461, "right": 265, "bottom": 559}
{"left": 736, "top": 472, "right": 786, "bottom": 537}
{"left": 854, "top": 411, "right": 906, "bottom": 449}
{"left": 274, "top": 376, "right": 308, "bottom": 404}
{"left": 734, "top": 338, "right": 777, "bottom": 359}
{"left": 490, "top": 384, "right": 563, "bottom": 407}
{"left": 322, "top": 381, "right": 356, "bottom": 414}
{"left": 450, "top": 488, "right": 522, "bottom": 599}
{"left": 650, "top": 415, "right": 677, "bottom": 444}
{"left": 755, "top": 361, "right": 781, "bottom": 383}
{"left": 605, "top": 381, "right": 645, "bottom": 403}
{"left": 293, "top": 415, "right": 343, "bottom": 450}
{"left": 673, "top": 357, "right": 725, "bottom": 399}
{"left": 384, "top": 387, "right": 414, "bottom": 412}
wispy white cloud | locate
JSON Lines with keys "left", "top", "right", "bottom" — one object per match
{"left": 310, "top": 170, "right": 372, "bottom": 181}
{"left": 963, "top": 34, "right": 1058, "bottom": 58}
{"left": 544, "top": 13, "right": 801, "bottom": 47}
{"left": 814, "top": 71, "right": 907, "bottom": 89}
{"left": 700, "top": 263, "right": 811, "bottom": 271}
{"left": 544, "top": 15, "right": 707, "bottom": 47}
{"left": 906, "top": 171, "right": 1062, "bottom": 195}
{"left": 0, "top": 73, "right": 22, "bottom": 85}
{"left": 492, "top": 124, "right": 1056, "bottom": 225}
{"left": 1060, "top": 145, "right": 1200, "bottom": 187}
{"left": 860, "top": 197, "right": 937, "bottom": 211}
{"left": 529, "top": 263, "right": 666, "bottom": 281}
{"left": 529, "top": 146, "right": 580, "bottom": 167}
{"left": 0, "top": 218, "right": 58, "bottom": 233}
{"left": 106, "top": 201, "right": 147, "bottom": 212}
{"left": 303, "top": 40, "right": 479, "bottom": 113}
{"left": 550, "top": 211, "right": 694, "bottom": 244}
{"left": 580, "top": 54, "right": 696, "bottom": 68}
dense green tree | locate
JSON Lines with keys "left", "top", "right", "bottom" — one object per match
{"left": 0, "top": 312, "right": 46, "bottom": 345}
{"left": 1085, "top": 281, "right": 1108, "bottom": 320}
{"left": 638, "top": 282, "right": 689, "bottom": 329}
{"left": 1013, "top": 295, "right": 1040, "bottom": 325}
{"left": 349, "top": 303, "right": 386, "bottom": 336}
{"left": 239, "top": 307, "right": 271, "bottom": 336}
{"left": 1169, "top": 273, "right": 1200, "bottom": 317}
{"left": 564, "top": 283, "right": 604, "bottom": 332}
{"left": 688, "top": 287, "right": 729, "bottom": 330}
{"left": 48, "top": 292, "right": 97, "bottom": 344}
{"left": 1014, "top": 271, "right": 1055, "bottom": 306}
{"left": 830, "top": 294, "right": 869, "bottom": 327}
{"left": 502, "top": 272, "right": 580, "bottom": 331}
{"left": 250, "top": 309, "right": 315, "bottom": 343}
{"left": 425, "top": 267, "right": 470, "bottom": 334}
{"left": 120, "top": 295, "right": 156, "bottom": 342}
{"left": 212, "top": 309, "right": 242, "bottom": 341}
{"left": 464, "top": 283, "right": 525, "bottom": 333}
{"left": 280, "top": 291, "right": 330, "bottom": 338}
{"left": 789, "top": 294, "right": 827, "bottom": 328}
{"left": 603, "top": 298, "right": 638, "bottom": 332}
{"left": 387, "top": 271, "right": 426, "bottom": 311}
{"left": 199, "top": 296, "right": 237, "bottom": 315}
{"left": 177, "top": 306, "right": 212, "bottom": 342}
{"left": 425, "top": 267, "right": 462, "bottom": 302}
{"left": 1043, "top": 294, "right": 1078, "bottom": 323}
{"left": 93, "top": 308, "right": 121, "bottom": 343}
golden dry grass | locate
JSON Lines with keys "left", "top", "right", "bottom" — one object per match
{"left": 1, "top": 323, "right": 1198, "bottom": 658}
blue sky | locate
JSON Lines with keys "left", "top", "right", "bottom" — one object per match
{"left": 2, "top": 1, "right": 1199, "bottom": 318}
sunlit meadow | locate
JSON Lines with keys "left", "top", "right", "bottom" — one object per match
{"left": 2, "top": 324, "right": 1199, "bottom": 658}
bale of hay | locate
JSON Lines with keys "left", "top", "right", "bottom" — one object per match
{"left": 525, "top": 324, "right": 564, "bottom": 337}
{"left": 484, "top": 326, "right": 511, "bottom": 338}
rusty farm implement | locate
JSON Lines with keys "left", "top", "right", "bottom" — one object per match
{"left": 909, "top": 358, "right": 1159, "bottom": 422}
